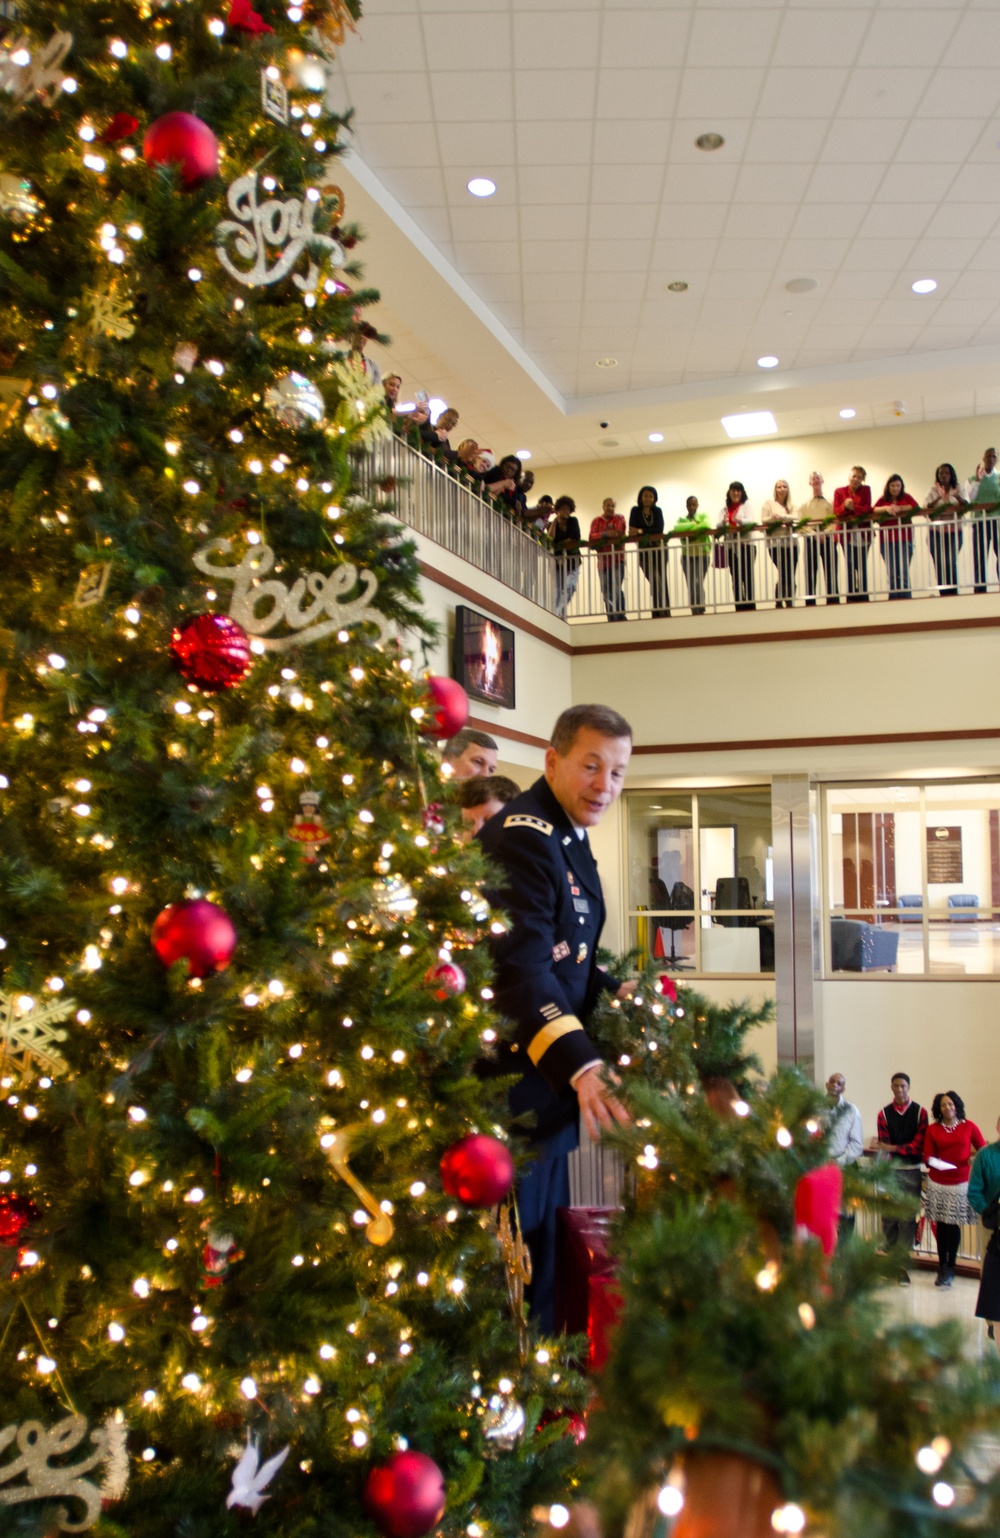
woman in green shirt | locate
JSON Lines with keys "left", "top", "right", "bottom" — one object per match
{"left": 968, "top": 1118, "right": 1000, "bottom": 1349}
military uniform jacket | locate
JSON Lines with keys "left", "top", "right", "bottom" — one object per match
{"left": 478, "top": 777, "right": 615, "bottom": 1139}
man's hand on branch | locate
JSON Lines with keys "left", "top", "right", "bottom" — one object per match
{"left": 575, "top": 1063, "right": 630, "bottom": 1143}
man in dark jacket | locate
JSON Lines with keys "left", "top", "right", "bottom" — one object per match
{"left": 478, "top": 703, "right": 633, "bottom": 1329}
{"left": 875, "top": 1071, "right": 928, "bottom": 1284}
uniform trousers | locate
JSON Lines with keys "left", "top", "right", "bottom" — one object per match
{"left": 518, "top": 1122, "right": 575, "bottom": 1335}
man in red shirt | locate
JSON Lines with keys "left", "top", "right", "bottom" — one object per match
{"left": 833, "top": 464, "right": 873, "bottom": 604}
{"left": 589, "top": 497, "right": 627, "bottom": 622}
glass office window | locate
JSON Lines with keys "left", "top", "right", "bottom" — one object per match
{"left": 626, "top": 787, "right": 773, "bottom": 977}
{"left": 823, "top": 781, "right": 1000, "bottom": 977}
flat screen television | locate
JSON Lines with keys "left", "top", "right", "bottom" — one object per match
{"left": 452, "top": 605, "right": 515, "bottom": 709}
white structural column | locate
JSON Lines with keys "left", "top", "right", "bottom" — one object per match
{"left": 771, "top": 776, "right": 819, "bottom": 1072}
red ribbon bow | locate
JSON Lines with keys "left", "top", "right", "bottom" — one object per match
{"left": 228, "top": 0, "right": 274, "bottom": 33}
{"left": 657, "top": 974, "right": 678, "bottom": 1004}
{"left": 100, "top": 112, "right": 139, "bottom": 143}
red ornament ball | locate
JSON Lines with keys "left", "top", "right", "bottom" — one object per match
{"left": 364, "top": 1451, "right": 446, "bottom": 1538}
{"left": 425, "top": 961, "right": 466, "bottom": 1001}
{"left": 151, "top": 899, "right": 237, "bottom": 979}
{"left": 419, "top": 676, "right": 468, "bottom": 740}
{"left": 170, "top": 613, "right": 254, "bottom": 692}
{"left": 143, "top": 111, "right": 219, "bottom": 187}
{"left": 0, "top": 1194, "right": 39, "bottom": 1248}
{"left": 440, "top": 1134, "right": 514, "bottom": 1207}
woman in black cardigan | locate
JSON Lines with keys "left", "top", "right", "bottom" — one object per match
{"left": 629, "top": 484, "right": 669, "bottom": 617}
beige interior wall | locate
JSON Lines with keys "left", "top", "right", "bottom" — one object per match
{"left": 535, "top": 414, "right": 1000, "bottom": 527}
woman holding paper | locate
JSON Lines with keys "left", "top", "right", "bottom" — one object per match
{"left": 924, "top": 1091, "right": 985, "bottom": 1288}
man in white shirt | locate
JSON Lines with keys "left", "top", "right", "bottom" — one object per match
{"left": 826, "top": 1071, "right": 863, "bottom": 1235}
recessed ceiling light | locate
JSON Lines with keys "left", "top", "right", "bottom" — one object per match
{"left": 467, "top": 177, "right": 496, "bottom": 198}
{"left": 666, "top": 280, "right": 688, "bottom": 293}
{"left": 757, "top": 355, "right": 779, "bottom": 369}
{"left": 515, "top": 449, "right": 531, "bottom": 460}
{"left": 695, "top": 132, "right": 725, "bottom": 151}
{"left": 839, "top": 408, "right": 856, "bottom": 420}
{"left": 784, "top": 277, "right": 817, "bottom": 294}
{"left": 595, "top": 357, "right": 618, "bottom": 368}
{"left": 911, "top": 278, "right": 937, "bottom": 294}
{"left": 599, "top": 437, "right": 619, "bottom": 447}
{"left": 648, "top": 432, "right": 664, "bottom": 443}
{"left": 721, "top": 411, "right": 777, "bottom": 440}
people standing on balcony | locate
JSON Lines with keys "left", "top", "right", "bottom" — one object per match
{"left": 924, "top": 1090, "right": 986, "bottom": 1289}
{"left": 716, "top": 481, "right": 756, "bottom": 611}
{"left": 798, "top": 471, "right": 838, "bottom": 605}
{"left": 969, "top": 1116, "right": 1000, "bottom": 1352}
{"left": 383, "top": 373, "right": 402, "bottom": 412}
{"left": 674, "top": 495, "right": 711, "bottom": 614}
{"left": 874, "top": 1071, "right": 927, "bottom": 1285}
{"left": 965, "top": 447, "right": 1000, "bottom": 594}
{"left": 484, "top": 455, "right": 528, "bottom": 522}
{"left": 590, "top": 497, "right": 628, "bottom": 622}
{"left": 420, "top": 406, "right": 459, "bottom": 464}
{"left": 834, "top": 465, "right": 873, "bottom": 603}
{"left": 874, "top": 474, "right": 920, "bottom": 600}
{"left": 550, "top": 496, "right": 582, "bottom": 618}
{"left": 454, "top": 438, "right": 486, "bottom": 483}
{"left": 527, "top": 490, "right": 554, "bottom": 536}
{"left": 629, "top": 485, "right": 669, "bottom": 618}
{"left": 761, "top": 479, "right": 797, "bottom": 608}
{"left": 924, "top": 463, "right": 966, "bottom": 597}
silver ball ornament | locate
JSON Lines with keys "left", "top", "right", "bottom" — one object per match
{"left": 0, "top": 172, "right": 41, "bottom": 224}
{"left": 264, "top": 371, "right": 325, "bottom": 430}
{"left": 481, "top": 1393, "right": 525, "bottom": 1452}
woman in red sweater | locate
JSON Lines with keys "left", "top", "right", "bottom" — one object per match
{"left": 924, "top": 1090, "right": 986, "bottom": 1287}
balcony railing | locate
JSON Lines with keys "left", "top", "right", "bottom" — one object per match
{"left": 366, "top": 435, "right": 556, "bottom": 612}
{"left": 368, "top": 438, "right": 1000, "bottom": 623}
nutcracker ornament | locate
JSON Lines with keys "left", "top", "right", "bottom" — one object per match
{"left": 201, "top": 1227, "right": 244, "bottom": 1287}
{"left": 288, "top": 791, "right": 329, "bottom": 862}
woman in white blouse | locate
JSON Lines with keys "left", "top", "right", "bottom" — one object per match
{"left": 760, "top": 479, "right": 797, "bottom": 608}
{"left": 716, "top": 480, "right": 756, "bottom": 611}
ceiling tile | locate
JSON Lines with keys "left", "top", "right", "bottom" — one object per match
{"left": 430, "top": 71, "right": 513, "bottom": 121}
{"left": 743, "top": 118, "right": 828, "bottom": 163}
{"left": 848, "top": 237, "right": 920, "bottom": 268}
{"left": 947, "top": 165, "right": 1000, "bottom": 202}
{"left": 862, "top": 8, "right": 962, "bottom": 66}
{"left": 436, "top": 121, "right": 516, "bottom": 166}
{"left": 515, "top": 120, "right": 595, "bottom": 165}
{"left": 451, "top": 241, "right": 522, "bottom": 274}
{"left": 523, "top": 272, "right": 585, "bottom": 302}
{"left": 788, "top": 203, "right": 865, "bottom": 239}
{"left": 654, "top": 203, "right": 730, "bottom": 239}
{"left": 514, "top": 69, "right": 598, "bottom": 121}
{"left": 734, "top": 164, "right": 812, "bottom": 203}
{"left": 909, "top": 237, "right": 986, "bottom": 269}
{"left": 586, "top": 239, "right": 651, "bottom": 271}
{"left": 346, "top": 71, "right": 434, "bottom": 121}
{"left": 687, "top": 8, "right": 783, "bottom": 67}
{"left": 516, "top": 165, "right": 592, "bottom": 204}
{"left": 821, "top": 119, "right": 908, "bottom": 164}
{"left": 447, "top": 203, "right": 518, "bottom": 242}
{"left": 942, "top": 12, "right": 1000, "bottom": 67}
{"left": 592, "top": 120, "right": 672, "bottom": 164}
{"left": 771, "top": 9, "right": 871, "bottom": 67}
{"left": 827, "top": 270, "right": 895, "bottom": 300}
{"left": 409, "top": 208, "right": 453, "bottom": 245}
{"left": 339, "top": 13, "right": 427, "bottom": 70}
{"left": 758, "top": 68, "right": 849, "bottom": 117}
{"left": 806, "top": 163, "right": 887, "bottom": 202}
{"left": 472, "top": 273, "right": 524, "bottom": 306}
{"left": 521, "top": 239, "right": 587, "bottom": 272}
{"left": 586, "top": 203, "right": 658, "bottom": 239}
{"left": 523, "top": 301, "right": 583, "bottom": 329}
{"left": 581, "top": 301, "right": 645, "bottom": 327}
{"left": 661, "top": 163, "right": 739, "bottom": 202}
{"left": 837, "top": 68, "right": 934, "bottom": 117}
{"left": 704, "top": 269, "right": 774, "bottom": 300}
{"left": 378, "top": 167, "right": 447, "bottom": 206}
{"left": 877, "top": 163, "right": 959, "bottom": 202}
{"left": 933, "top": 298, "right": 997, "bottom": 327}
{"left": 520, "top": 204, "right": 590, "bottom": 240}
{"left": 651, "top": 236, "right": 721, "bottom": 269}
{"left": 856, "top": 204, "right": 935, "bottom": 239}
{"left": 675, "top": 68, "right": 764, "bottom": 118}
{"left": 512, "top": 8, "right": 602, "bottom": 65}
{"left": 712, "top": 237, "right": 786, "bottom": 271}
{"left": 720, "top": 202, "right": 798, "bottom": 239}
{"left": 590, "top": 163, "right": 667, "bottom": 203}
{"left": 419, "top": 11, "right": 512, "bottom": 67}
{"left": 352, "top": 123, "right": 441, "bottom": 166}
{"left": 780, "top": 238, "right": 852, "bottom": 270}
{"left": 895, "top": 118, "right": 986, "bottom": 164}
{"left": 599, "top": 9, "right": 694, "bottom": 66}
{"left": 597, "top": 69, "right": 682, "bottom": 119}
{"left": 587, "top": 271, "right": 648, "bottom": 300}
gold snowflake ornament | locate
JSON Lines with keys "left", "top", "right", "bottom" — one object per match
{"left": 0, "top": 989, "right": 73, "bottom": 1084}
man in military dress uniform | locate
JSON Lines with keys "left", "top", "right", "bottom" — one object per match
{"left": 478, "top": 703, "right": 633, "bottom": 1330}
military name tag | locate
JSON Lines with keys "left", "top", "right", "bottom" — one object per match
{"left": 552, "top": 941, "right": 570, "bottom": 962}
{"left": 573, "top": 898, "right": 590, "bottom": 913}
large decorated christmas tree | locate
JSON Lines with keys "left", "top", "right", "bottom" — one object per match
{"left": 0, "top": 4, "right": 582, "bottom": 1533}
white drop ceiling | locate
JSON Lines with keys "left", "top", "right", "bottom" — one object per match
{"left": 329, "top": 0, "right": 1000, "bottom": 465}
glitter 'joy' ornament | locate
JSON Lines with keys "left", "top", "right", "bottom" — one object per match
{"left": 0, "top": 1193, "right": 40, "bottom": 1248}
{"left": 143, "top": 111, "right": 219, "bottom": 187}
{"left": 23, "top": 405, "right": 69, "bottom": 447}
{"left": 425, "top": 960, "right": 466, "bottom": 1000}
{"left": 419, "top": 676, "right": 468, "bottom": 740}
{"left": 151, "top": 899, "right": 237, "bottom": 979}
{"left": 289, "top": 791, "right": 329, "bottom": 862}
{"left": 264, "top": 371, "right": 325, "bottom": 430}
{"left": 0, "top": 1412, "right": 128, "bottom": 1528}
{"left": 440, "top": 1133, "right": 514, "bottom": 1207}
{"left": 364, "top": 1451, "right": 446, "bottom": 1538}
{"left": 0, "top": 172, "right": 39, "bottom": 223}
{"left": 170, "top": 613, "right": 253, "bottom": 692}
{"left": 481, "top": 1392, "right": 526, "bottom": 1452}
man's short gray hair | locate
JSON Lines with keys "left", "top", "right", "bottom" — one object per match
{"left": 551, "top": 704, "right": 633, "bottom": 755}
{"left": 442, "top": 727, "right": 498, "bottom": 762}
